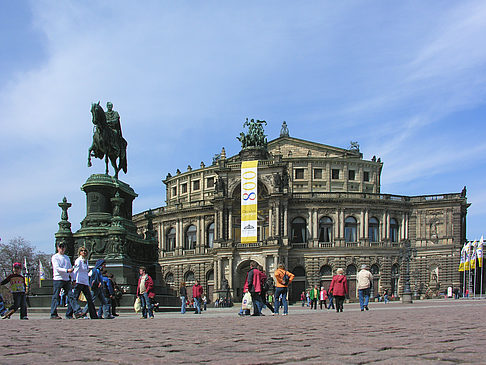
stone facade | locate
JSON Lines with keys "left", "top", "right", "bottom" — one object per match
{"left": 133, "top": 133, "right": 468, "bottom": 302}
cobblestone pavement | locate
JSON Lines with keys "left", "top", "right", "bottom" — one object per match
{"left": 1, "top": 299, "right": 485, "bottom": 364}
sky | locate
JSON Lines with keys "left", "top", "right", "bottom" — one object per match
{"left": 1, "top": 1, "right": 486, "bottom": 254}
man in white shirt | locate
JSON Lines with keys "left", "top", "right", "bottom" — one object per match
{"left": 357, "top": 264, "right": 373, "bottom": 311}
{"left": 50, "top": 242, "right": 80, "bottom": 319}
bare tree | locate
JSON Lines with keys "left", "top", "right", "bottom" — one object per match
{"left": 0, "top": 237, "right": 51, "bottom": 285}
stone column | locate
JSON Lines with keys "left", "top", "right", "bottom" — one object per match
{"left": 364, "top": 210, "right": 369, "bottom": 239}
{"left": 198, "top": 216, "right": 203, "bottom": 254}
{"left": 276, "top": 203, "right": 280, "bottom": 236}
{"left": 159, "top": 222, "right": 164, "bottom": 253}
{"left": 269, "top": 206, "right": 273, "bottom": 237}
{"left": 360, "top": 210, "right": 365, "bottom": 241}
{"left": 386, "top": 213, "right": 390, "bottom": 240}
{"left": 218, "top": 259, "right": 223, "bottom": 288}
{"left": 228, "top": 257, "right": 233, "bottom": 292}
{"left": 176, "top": 219, "right": 182, "bottom": 254}
{"left": 283, "top": 204, "right": 288, "bottom": 236}
{"left": 228, "top": 209, "right": 233, "bottom": 240}
{"left": 214, "top": 260, "right": 218, "bottom": 290}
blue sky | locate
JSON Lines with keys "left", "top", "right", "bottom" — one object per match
{"left": 1, "top": 1, "right": 486, "bottom": 254}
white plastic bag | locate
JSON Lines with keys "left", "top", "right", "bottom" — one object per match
{"left": 242, "top": 292, "right": 252, "bottom": 310}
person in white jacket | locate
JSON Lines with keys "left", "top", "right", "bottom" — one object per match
{"left": 50, "top": 242, "right": 79, "bottom": 319}
{"left": 66, "top": 247, "right": 98, "bottom": 319}
{"left": 357, "top": 264, "right": 373, "bottom": 311}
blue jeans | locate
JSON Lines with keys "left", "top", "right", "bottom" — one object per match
{"left": 194, "top": 297, "right": 202, "bottom": 314}
{"left": 140, "top": 293, "right": 154, "bottom": 318}
{"left": 327, "top": 295, "right": 335, "bottom": 309}
{"left": 274, "top": 287, "right": 288, "bottom": 315}
{"left": 180, "top": 296, "right": 186, "bottom": 314}
{"left": 358, "top": 288, "right": 371, "bottom": 310}
{"left": 384, "top": 294, "right": 389, "bottom": 303}
{"left": 84, "top": 285, "right": 110, "bottom": 318}
{"left": 51, "top": 280, "right": 76, "bottom": 318}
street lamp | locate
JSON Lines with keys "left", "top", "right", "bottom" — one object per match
{"left": 400, "top": 239, "right": 416, "bottom": 304}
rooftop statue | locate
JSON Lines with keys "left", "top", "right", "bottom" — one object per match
{"left": 237, "top": 118, "right": 268, "bottom": 149}
{"left": 88, "top": 101, "right": 128, "bottom": 179}
{"left": 280, "top": 121, "right": 289, "bottom": 137}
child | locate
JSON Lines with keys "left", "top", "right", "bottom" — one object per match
{"left": 1, "top": 262, "right": 28, "bottom": 320}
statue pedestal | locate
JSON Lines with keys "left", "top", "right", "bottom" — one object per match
{"left": 239, "top": 147, "right": 269, "bottom": 161}
{"left": 72, "top": 175, "right": 173, "bottom": 303}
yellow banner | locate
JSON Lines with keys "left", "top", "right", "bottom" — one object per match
{"left": 241, "top": 161, "right": 258, "bottom": 243}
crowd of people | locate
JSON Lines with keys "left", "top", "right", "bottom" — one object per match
{"left": 1, "top": 244, "right": 384, "bottom": 319}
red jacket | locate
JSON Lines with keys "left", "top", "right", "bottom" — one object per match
{"left": 137, "top": 274, "right": 155, "bottom": 298}
{"left": 329, "top": 274, "right": 348, "bottom": 297}
{"left": 192, "top": 284, "right": 203, "bottom": 299}
{"left": 243, "top": 268, "right": 263, "bottom": 293}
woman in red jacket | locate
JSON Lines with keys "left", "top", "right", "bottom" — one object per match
{"left": 329, "top": 268, "right": 348, "bottom": 313}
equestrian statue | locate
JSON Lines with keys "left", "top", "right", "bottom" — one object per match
{"left": 88, "top": 101, "right": 128, "bottom": 179}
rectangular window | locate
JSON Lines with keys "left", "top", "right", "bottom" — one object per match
{"left": 193, "top": 180, "right": 200, "bottom": 191}
{"left": 181, "top": 183, "right": 187, "bottom": 194}
{"left": 314, "top": 168, "right": 322, "bottom": 179}
{"left": 331, "top": 169, "right": 340, "bottom": 180}
{"left": 172, "top": 186, "right": 177, "bottom": 197}
{"left": 206, "top": 177, "right": 214, "bottom": 188}
{"left": 363, "top": 171, "right": 370, "bottom": 182}
{"left": 294, "top": 168, "right": 304, "bottom": 179}
{"left": 348, "top": 170, "right": 355, "bottom": 180}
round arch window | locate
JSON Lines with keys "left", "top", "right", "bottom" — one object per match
{"left": 291, "top": 217, "right": 307, "bottom": 243}
{"left": 345, "top": 216, "right": 357, "bottom": 242}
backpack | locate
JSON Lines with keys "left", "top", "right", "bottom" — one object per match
{"left": 263, "top": 277, "right": 274, "bottom": 291}
{"left": 282, "top": 272, "right": 290, "bottom": 286}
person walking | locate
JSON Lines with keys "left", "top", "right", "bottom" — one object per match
{"left": 179, "top": 282, "right": 187, "bottom": 314}
{"left": 327, "top": 287, "right": 335, "bottom": 309}
{"left": 1, "top": 262, "right": 28, "bottom": 320}
{"left": 383, "top": 288, "right": 390, "bottom": 304}
{"left": 137, "top": 267, "right": 155, "bottom": 319}
{"left": 86, "top": 259, "right": 113, "bottom": 319}
{"left": 309, "top": 285, "right": 319, "bottom": 310}
{"left": 300, "top": 291, "right": 306, "bottom": 307}
{"left": 273, "top": 264, "right": 295, "bottom": 316}
{"left": 329, "top": 268, "right": 348, "bottom": 313}
{"left": 319, "top": 287, "right": 328, "bottom": 310}
{"left": 258, "top": 265, "right": 275, "bottom": 314}
{"left": 68, "top": 247, "right": 97, "bottom": 319}
{"left": 50, "top": 242, "right": 78, "bottom": 319}
{"left": 357, "top": 264, "right": 373, "bottom": 311}
{"left": 192, "top": 280, "right": 204, "bottom": 314}
{"left": 244, "top": 261, "right": 264, "bottom": 316}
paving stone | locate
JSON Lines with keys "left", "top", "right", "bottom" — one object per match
{"left": 0, "top": 300, "right": 485, "bottom": 364}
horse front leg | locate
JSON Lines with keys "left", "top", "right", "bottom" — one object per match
{"left": 111, "top": 156, "right": 120, "bottom": 180}
{"left": 88, "top": 147, "right": 93, "bottom": 167}
{"left": 105, "top": 155, "right": 109, "bottom": 175}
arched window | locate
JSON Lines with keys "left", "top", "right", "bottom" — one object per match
{"left": 185, "top": 225, "right": 197, "bottom": 249}
{"left": 206, "top": 223, "right": 215, "bottom": 248}
{"left": 166, "top": 228, "right": 176, "bottom": 251}
{"left": 291, "top": 217, "right": 307, "bottom": 243}
{"left": 320, "top": 265, "right": 332, "bottom": 276}
{"left": 390, "top": 218, "right": 399, "bottom": 242}
{"left": 346, "top": 264, "right": 357, "bottom": 276}
{"left": 369, "top": 217, "right": 379, "bottom": 242}
{"left": 184, "top": 271, "right": 195, "bottom": 285}
{"left": 370, "top": 264, "right": 380, "bottom": 275}
{"left": 345, "top": 216, "right": 357, "bottom": 242}
{"left": 318, "top": 217, "right": 333, "bottom": 242}
{"left": 165, "top": 272, "right": 175, "bottom": 287}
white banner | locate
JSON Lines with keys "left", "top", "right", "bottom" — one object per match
{"left": 241, "top": 160, "right": 258, "bottom": 243}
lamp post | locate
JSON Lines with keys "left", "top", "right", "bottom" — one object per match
{"left": 400, "top": 239, "right": 416, "bottom": 304}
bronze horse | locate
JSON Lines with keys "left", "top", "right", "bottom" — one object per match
{"left": 88, "top": 102, "right": 127, "bottom": 179}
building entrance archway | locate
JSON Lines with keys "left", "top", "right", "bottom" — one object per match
{"left": 234, "top": 259, "right": 264, "bottom": 301}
